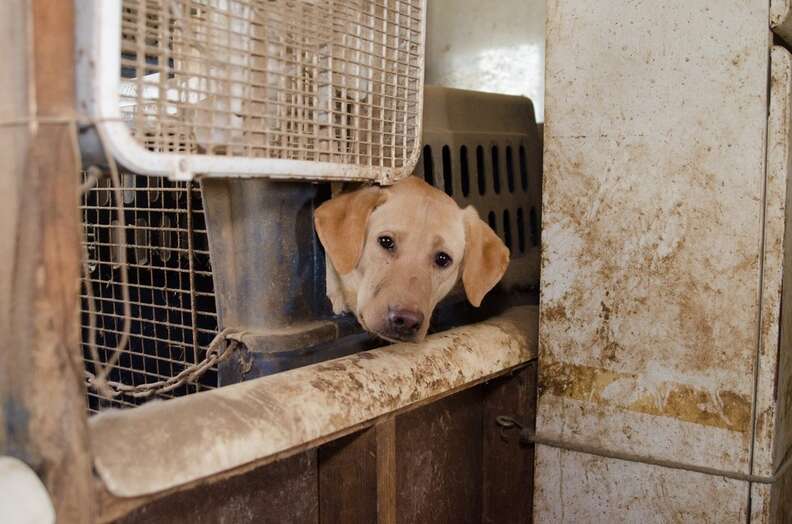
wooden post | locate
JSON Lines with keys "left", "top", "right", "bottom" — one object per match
{"left": 0, "top": 1, "right": 94, "bottom": 522}
{"left": 376, "top": 419, "right": 397, "bottom": 524}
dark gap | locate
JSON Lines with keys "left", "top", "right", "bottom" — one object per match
{"left": 519, "top": 144, "right": 529, "bottom": 192}
{"left": 487, "top": 211, "right": 497, "bottom": 232}
{"left": 476, "top": 145, "right": 486, "bottom": 195}
{"left": 775, "top": 289, "right": 784, "bottom": 400}
{"left": 503, "top": 209, "right": 512, "bottom": 251}
{"left": 491, "top": 145, "right": 501, "bottom": 194}
{"left": 460, "top": 145, "right": 470, "bottom": 197}
{"left": 517, "top": 207, "right": 526, "bottom": 254}
{"left": 423, "top": 144, "right": 435, "bottom": 186}
{"left": 506, "top": 146, "right": 515, "bottom": 193}
{"left": 529, "top": 206, "right": 540, "bottom": 247}
{"left": 442, "top": 145, "right": 453, "bottom": 196}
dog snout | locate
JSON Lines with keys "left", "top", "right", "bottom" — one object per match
{"left": 387, "top": 307, "right": 424, "bottom": 340}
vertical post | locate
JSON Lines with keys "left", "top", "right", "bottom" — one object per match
{"left": 376, "top": 419, "right": 397, "bottom": 524}
{"left": 201, "top": 179, "right": 323, "bottom": 332}
{"left": 0, "top": 0, "right": 94, "bottom": 522}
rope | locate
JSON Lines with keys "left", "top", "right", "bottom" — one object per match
{"left": 496, "top": 416, "right": 792, "bottom": 485}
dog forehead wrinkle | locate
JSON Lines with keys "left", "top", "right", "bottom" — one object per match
{"left": 432, "top": 235, "right": 447, "bottom": 251}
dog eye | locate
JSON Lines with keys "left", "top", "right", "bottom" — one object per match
{"left": 435, "top": 252, "right": 452, "bottom": 268}
{"left": 378, "top": 235, "right": 395, "bottom": 251}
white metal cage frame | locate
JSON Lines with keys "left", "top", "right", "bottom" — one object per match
{"left": 76, "top": 0, "right": 427, "bottom": 182}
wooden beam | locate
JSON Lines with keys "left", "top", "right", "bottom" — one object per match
{"left": 376, "top": 419, "right": 397, "bottom": 524}
{"left": 394, "top": 388, "right": 484, "bottom": 524}
{"left": 0, "top": 0, "right": 94, "bottom": 522}
{"left": 318, "top": 429, "right": 378, "bottom": 524}
{"left": 481, "top": 363, "right": 537, "bottom": 524}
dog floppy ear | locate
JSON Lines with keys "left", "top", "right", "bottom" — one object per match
{"left": 462, "top": 206, "right": 510, "bottom": 307}
{"left": 315, "top": 186, "right": 386, "bottom": 275}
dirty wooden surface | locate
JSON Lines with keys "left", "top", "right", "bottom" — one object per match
{"left": 90, "top": 305, "right": 537, "bottom": 511}
{"left": 376, "top": 419, "right": 397, "bottom": 524}
{"left": 103, "top": 365, "right": 538, "bottom": 523}
{"left": 539, "top": 0, "right": 769, "bottom": 481}
{"left": 318, "top": 429, "right": 378, "bottom": 524}
{"left": 396, "top": 387, "right": 483, "bottom": 524}
{"left": 0, "top": 1, "right": 94, "bottom": 522}
{"left": 757, "top": 46, "right": 792, "bottom": 521}
{"left": 117, "top": 452, "right": 318, "bottom": 524}
{"left": 482, "top": 363, "right": 536, "bottom": 524}
{"left": 754, "top": 46, "right": 792, "bottom": 482}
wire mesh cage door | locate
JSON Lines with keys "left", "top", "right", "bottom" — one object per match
{"left": 76, "top": 0, "right": 427, "bottom": 181}
{"left": 81, "top": 172, "right": 220, "bottom": 413}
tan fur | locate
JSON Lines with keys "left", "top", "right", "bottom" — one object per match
{"left": 314, "top": 176, "right": 509, "bottom": 342}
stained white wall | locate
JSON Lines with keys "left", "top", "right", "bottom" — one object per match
{"left": 425, "top": 0, "right": 545, "bottom": 121}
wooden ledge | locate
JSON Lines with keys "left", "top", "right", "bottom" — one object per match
{"left": 90, "top": 305, "right": 538, "bottom": 503}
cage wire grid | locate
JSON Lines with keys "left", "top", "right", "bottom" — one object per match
{"left": 81, "top": 170, "right": 219, "bottom": 413}
{"left": 120, "top": 0, "right": 424, "bottom": 168}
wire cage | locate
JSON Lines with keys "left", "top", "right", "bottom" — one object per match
{"left": 77, "top": 0, "right": 427, "bottom": 180}
{"left": 81, "top": 171, "right": 219, "bottom": 413}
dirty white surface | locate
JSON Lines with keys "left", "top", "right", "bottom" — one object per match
{"left": 534, "top": 446, "right": 749, "bottom": 522}
{"left": 90, "top": 306, "right": 537, "bottom": 498}
{"left": 425, "top": 0, "right": 545, "bottom": 121}
{"left": 753, "top": 46, "right": 792, "bottom": 480}
{"left": 538, "top": 0, "right": 770, "bottom": 505}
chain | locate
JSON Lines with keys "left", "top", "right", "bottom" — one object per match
{"left": 84, "top": 329, "right": 242, "bottom": 399}
{"left": 70, "top": 116, "right": 238, "bottom": 401}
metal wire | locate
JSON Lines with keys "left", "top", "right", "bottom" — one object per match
{"left": 120, "top": 0, "right": 423, "bottom": 168}
{"left": 80, "top": 168, "right": 220, "bottom": 414}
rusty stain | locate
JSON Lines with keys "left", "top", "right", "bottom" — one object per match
{"left": 540, "top": 361, "right": 751, "bottom": 433}
{"left": 536, "top": 1, "right": 792, "bottom": 518}
{"left": 539, "top": 0, "right": 769, "bottom": 482}
{"left": 541, "top": 304, "right": 567, "bottom": 323}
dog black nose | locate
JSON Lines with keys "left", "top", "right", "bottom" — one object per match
{"left": 387, "top": 307, "right": 424, "bottom": 339}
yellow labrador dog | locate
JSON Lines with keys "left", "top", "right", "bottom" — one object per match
{"left": 315, "top": 176, "right": 509, "bottom": 343}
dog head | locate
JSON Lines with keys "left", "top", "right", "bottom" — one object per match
{"left": 315, "top": 176, "right": 509, "bottom": 343}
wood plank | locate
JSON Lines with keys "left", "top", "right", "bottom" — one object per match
{"left": 0, "top": 1, "right": 94, "bottom": 522}
{"left": 377, "top": 419, "right": 397, "bottom": 524}
{"left": 91, "top": 306, "right": 538, "bottom": 504}
{"left": 395, "top": 388, "right": 483, "bottom": 524}
{"left": 318, "top": 429, "right": 378, "bottom": 524}
{"left": 481, "top": 363, "right": 537, "bottom": 524}
{"left": 117, "top": 451, "right": 319, "bottom": 524}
